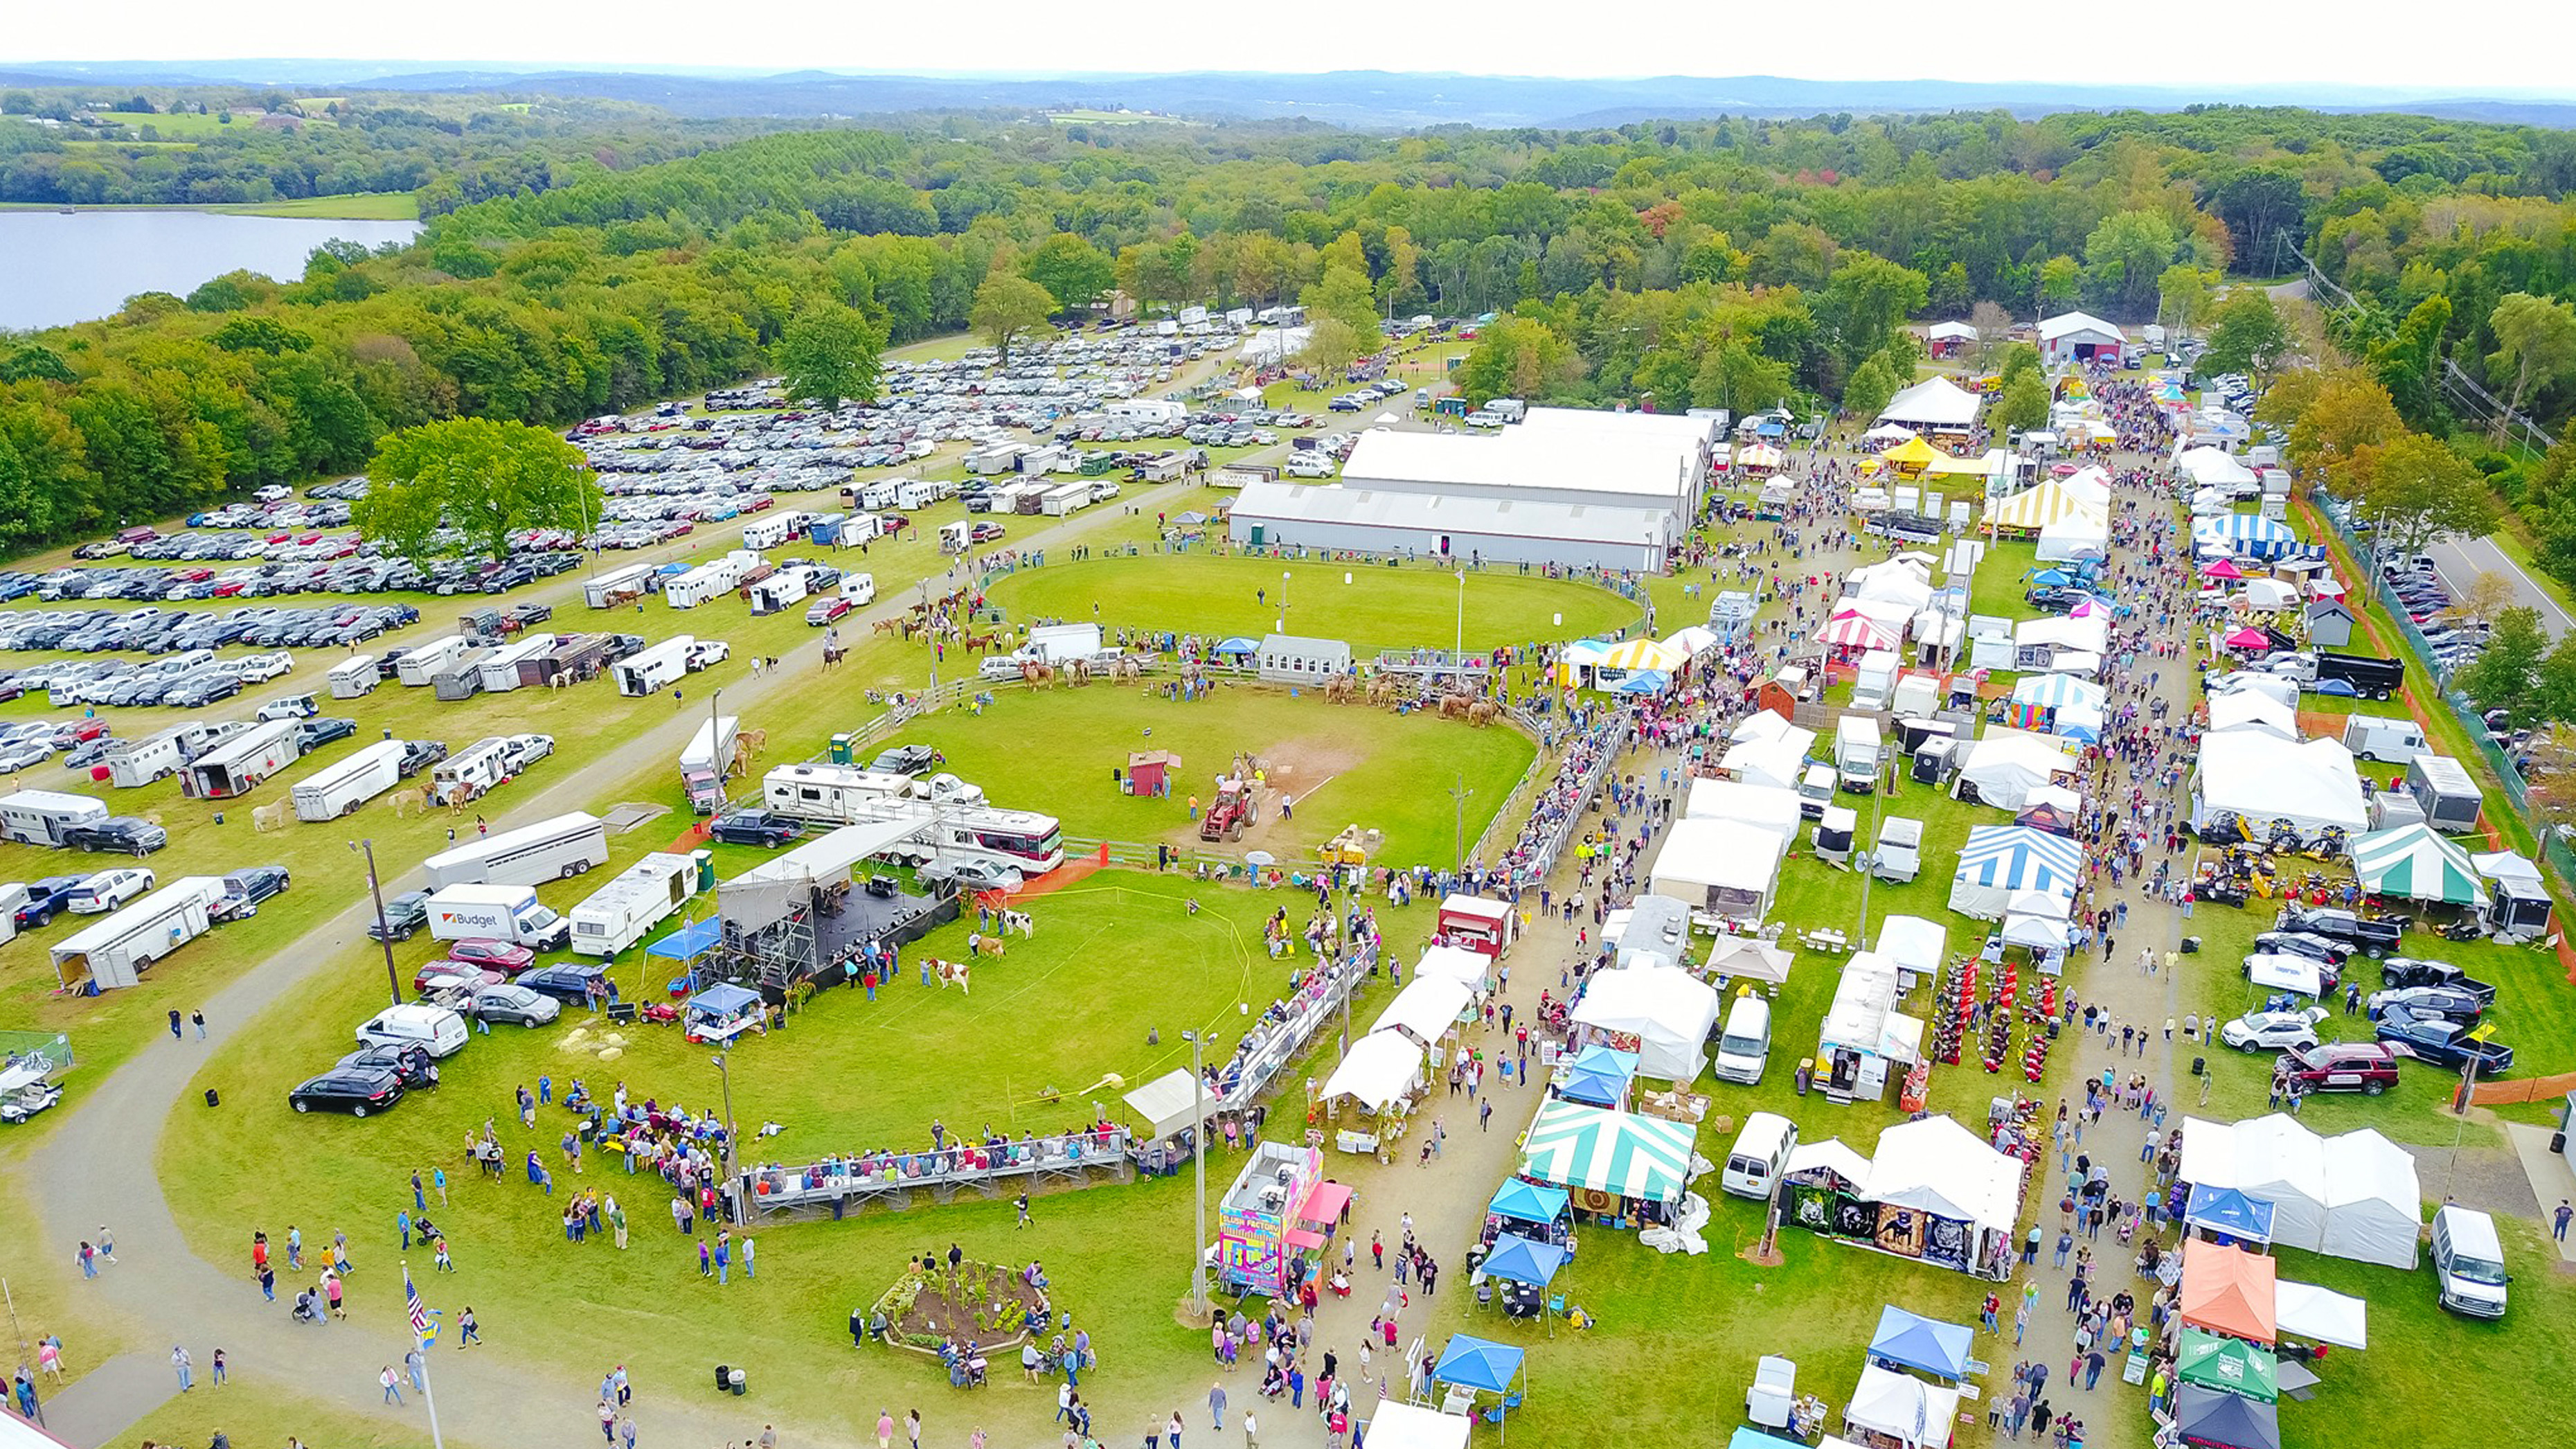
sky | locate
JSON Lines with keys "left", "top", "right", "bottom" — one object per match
{"left": 6, "top": 0, "right": 2571, "bottom": 96}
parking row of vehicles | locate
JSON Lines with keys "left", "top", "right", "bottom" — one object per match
{"left": 1, "top": 601, "right": 418, "bottom": 661}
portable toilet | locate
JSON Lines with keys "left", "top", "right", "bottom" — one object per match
{"left": 1125, "top": 749, "right": 1180, "bottom": 797}
{"left": 692, "top": 848, "right": 717, "bottom": 893}
{"left": 829, "top": 734, "right": 855, "bottom": 765}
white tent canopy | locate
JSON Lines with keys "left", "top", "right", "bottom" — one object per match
{"left": 1866, "top": 1114, "right": 2023, "bottom": 1231}
{"left": 1957, "top": 734, "right": 2077, "bottom": 810}
{"left": 1570, "top": 965, "right": 1722, "bottom": 1081}
{"left": 2176, "top": 446, "right": 2257, "bottom": 488}
{"left": 1370, "top": 976, "right": 1474, "bottom": 1050}
{"left": 2182, "top": 1114, "right": 2327, "bottom": 1253}
{"left": 1876, "top": 915, "right": 1949, "bottom": 976}
{"left": 1877, "top": 376, "right": 1985, "bottom": 432}
{"left": 1321, "top": 1031, "right": 1424, "bottom": 1111}
{"left": 2035, "top": 504, "right": 2109, "bottom": 562}
{"left": 1684, "top": 778, "right": 1804, "bottom": 842}
{"left": 1411, "top": 945, "right": 1492, "bottom": 990}
{"left": 2273, "top": 1281, "right": 2369, "bottom": 1349}
{"left": 2207, "top": 691, "right": 2298, "bottom": 740}
{"left": 2319, "top": 1128, "right": 2423, "bottom": 1269}
{"left": 1927, "top": 321, "right": 1979, "bottom": 342}
{"left": 1848, "top": 1366, "right": 1959, "bottom": 1448}
{"left": 1648, "top": 817, "right": 1787, "bottom": 921}
{"left": 1721, "top": 732, "right": 1814, "bottom": 791}
{"left": 2194, "top": 731, "right": 2368, "bottom": 837}
{"left": 1361, "top": 1402, "right": 1472, "bottom": 1449}
{"left": 1122, "top": 1069, "right": 1208, "bottom": 1140}
{"left": 1818, "top": 951, "right": 1904, "bottom": 1060}
{"left": 1706, "top": 935, "right": 1795, "bottom": 984}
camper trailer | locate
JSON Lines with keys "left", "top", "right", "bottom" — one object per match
{"left": 395, "top": 636, "right": 469, "bottom": 688}
{"left": 1107, "top": 398, "right": 1186, "bottom": 431}
{"left": 612, "top": 637, "right": 696, "bottom": 697}
{"left": 584, "top": 562, "right": 656, "bottom": 610}
{"left": 47, "top": 875, "right": 223, "bottom": 990}
{"left": 762, "top": 762, "right": 919, "bottom": 821}
{"left": 568, "top": 852, "right": 700, "bottom": 957}
{"left": 478, "top": 634, "right": 559, "bottom": 693}
{"left": 326, "top": 656, "right": 380, "bottom": 700}
{"left": 429, "top": 737, "right": 515, "bottom": 803}
{"left": 894, "top": 478, "right": 957, "bottom": 510}
{"left": 422, "top": 811, "right": 609, "bottom": 891}
{"left": 745, "top": 567, "right": 816, "bottom": 616}
{"left": 964, "top": 445, "right": 1026, "bottom": 477}
{"left": 1870, "top": 817, "right": 1925, "bottom": 883}
{"left": 0, "top": 790, "right": 109, "bottom": 847}
{"left": 180, "top": 720, "right": 303, "bottom": 799}
{"left": 290, "top": 740, "right": 406, "bottom": 822}
{"left": 741, "top": 513, "right": 803, "bottom": 551}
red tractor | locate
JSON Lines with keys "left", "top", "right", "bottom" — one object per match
{"left": 1199, "top": 776, "right": 1262, "bottom": 842}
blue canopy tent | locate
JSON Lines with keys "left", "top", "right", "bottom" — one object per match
{"left": 1611, "top": 670, "right": 1670, "bottom": 696}
{"left": 1482, "top": 1234, "right": 1566, "bottom": 1287}
{"left": 1487, "top": 1180, "right": 1571, "bottom": 1227}
{"left": 1867, "top": 1304, "right": 1976, "bottom": 1382}
{"left": 2185, "top": 1184, "right": 2278, "bottom": 1249}
{"left": 1214, "top": 637, "right": 1260, "bottom": 655}
{"left": 1556, "top": 1044, "right": 1639, "bottom": 1108}
{"left": 649, "top": 916, "right": 724, "bottom": 996}
{"left": 682, "top": 983, "right": 764, "bottom": 1045}
{"left": 1433, "top": 1335, "right": 1529, "bottom": 1439}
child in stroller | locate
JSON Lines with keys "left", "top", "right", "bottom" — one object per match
{"left": 940, "top": 1338, "right": 987, "bottom": 1389}
{"left": 291, "top": 1290, "right": 323, "bottom": 1324}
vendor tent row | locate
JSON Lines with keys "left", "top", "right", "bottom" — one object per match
{"left": 2181, "top": 1115, "right": 2423, "bottom": 1268}
{"left": 1780, "top": 1114, "right": 2025, "bottom": 1280}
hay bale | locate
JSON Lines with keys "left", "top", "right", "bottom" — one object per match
{"left": 603, "top": 1033, "right": 627, "bottom": 1047}
{"left": 597, "top": 1046, "right": 623, "bottom": 1062}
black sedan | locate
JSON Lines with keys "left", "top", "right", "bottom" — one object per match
{"left": 287, "top": 1067, "right": 407, "bottom": 1117}
{"left": 334, "top": 1044, "right": 440, "bottom": 1090}
{"left": 2364, "top": 986, "right": 2485, "bottom": 1025}
{"left": 2253, "top": 930, "right": 2350, "bottom": 966}
{"left": 2373, "top": 1011, "right": 2514, "bottom": 1074}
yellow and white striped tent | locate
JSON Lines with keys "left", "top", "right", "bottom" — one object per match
{"left": 1988, "top": 481, "right": 2104, "bottom": 532}
{"left": 1599, "top": 637, "right": 1685, "bottom": 671}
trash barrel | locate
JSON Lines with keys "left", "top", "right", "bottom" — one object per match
{"left": 204, "top": 1088, "right": 220, "bottom": 1108}
{"left": 713, "top": 1364, "right": 731, "bottom": 1394}
{"left": 728, "top": 1369, "right": 746, "bottom": 1397}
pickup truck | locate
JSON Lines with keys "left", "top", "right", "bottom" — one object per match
{"left": 2376, "top": 957, "right": 2498, "bottom": 1005}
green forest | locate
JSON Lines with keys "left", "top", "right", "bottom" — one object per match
{"left": 7, "top": 102, "right": 2576, "bottom": 573}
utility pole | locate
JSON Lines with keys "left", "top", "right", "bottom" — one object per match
{"left": 351, "top": 839, "right": 401, "bottom": 1006}
{"left": 711, "top": 1051, "right": 741, "bottom": 1223}
{"left": 1181, "top": 1030, "right": 1215, "bottom": 1319}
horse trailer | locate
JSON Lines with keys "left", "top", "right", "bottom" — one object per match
{"left": 290, "top": 740, "right": 406, "bottom": 822}
{"left": 48, "top": 874, "right": 223, "bottom": 990}
{"left": 395, "top": 636, "right": 469, "bottom": 687}
{"left": 0, "top": 790, "right": 109, "bottom": 847}
{"left": 180, "top": 720, "right": 303, "bottom": 800}
{"left": 422, "top": 811, "right": 610, "bottom": 891}
{"left": 429, "top": 736, "right": 515, "bottom": 803}
{"left": 612, "top": 637, "right": 695, "bottom": 697}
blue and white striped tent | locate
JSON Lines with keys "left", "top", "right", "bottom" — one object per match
{"left": 2191, "top": 513, "right": 2300, "bottom": 560}
{"left": 1948, "top": 825, "right": 2087, "bottom": 919}
{"left": 2011, "top": 672, "right": 2107, "bottom": 711}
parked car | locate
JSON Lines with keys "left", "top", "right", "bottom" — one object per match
{"left": 915, "top": 857, "right": 1024, "bottom": 892}
{"left": 2251, "top": 930, "right": 2350, "bottom": 966}
{"left": 2274, "top": 1042, "right": 2401, "bottom": 1095}
{"left": 686, "top": 640, "right": 732, "bottom": 670}
{"left": 2376, "top": 957, "right": 2498, "bottom": 1004}
{"left": 294, "top": 718, "right": 358, "bottom": 752}
{"left": 2374, "top": 1011, "right": 2514, "bottom": 1074}
{"left": 334, "top": 1043, "right": 440, "bottom": 1090}
{"left": 287, "top": 1067, "right": 406, "bottom": 1117}
{"left": 208, "top": 865, "right": 291, "bottom": 923}
{"left": 2218, "top": 1007, "right": 2325, "bottom": 1052}
{"left": 870, "top": 744, "right": 945, "bottom": 776}
{"left": 0, "top": 738, "right": 53, "bottom": 774}
{"left": 445, "top": 939, "right": 536, "bottom": 975}
{"left": 708, "top": 810, "right": 800, "bottom": 847}
{"left": 396, "top": 740, "right": 449, "bottom": 778}
{"left": 413, "top": 961, "right": 504, "bottom": 996}
{"left": 805, "top": 596, "right": 852, "bottom": 625}
{"left": 501, "top": 734, "right": 555, "bottom": 772}
{"left": 65, "top": 868, "right": 154, "bottom": 914}
{"left": 15, "top": 875, "right": 89, "bottom": 930}
{"left": 517, "top": 962, "right": 610, "bottom": 1007}
{"left": 2365, "top": 986, "right": 2487, "bottom": 1025}
{"left": 457, "top": 982, "right": 560, "bottom": 1026}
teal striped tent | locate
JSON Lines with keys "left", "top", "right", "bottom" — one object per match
{"left": 2351, "top": 824, "right": 2484, "bottom": 905}
{"left": 1519, "top": 1099, "right": 1698, "bottom": 1204}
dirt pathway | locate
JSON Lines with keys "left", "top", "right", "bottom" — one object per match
{"left": 26, "top": 475, "right": 1206, "bottom": 1449}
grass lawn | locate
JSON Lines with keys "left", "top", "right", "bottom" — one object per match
{"left": 224, "top": 192, "right": 420, "bottom": 221}
{"left": 884, "top": 682, "right": 1534, "bottom": 865}
{"left": 157, "top": 869, "right": 1442, "bottom": 1439}
{"left": 108, "top": 1385, "right": 477, "bottom": 1449}
{"left": 1971, "top": 538, "right": 2042, "bottom": 619}
{"left": 982, "top": 555, "right": 1640, "bottom": 655}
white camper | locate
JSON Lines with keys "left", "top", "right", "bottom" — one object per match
{"left": 741, "top": 513, "right": 803, "bottom": 551}
{"left": 422, "top": 811, "right": 609, "bottom": 891}
{"left": 105, "top": 723, "right": 217, "bottom": 789}
{"left": 326, "top": 656, "right": 380, "bottom": 700}
{"left": 0, "top": 790, "right": 109, "bottom": 847}
{"left": 290, "top": 740, "right": 406, "bottom": 822}
{"left": 894, "top": 478, "right": 957, "bottom": 510}
{"left": 611, "top": 637, "right": 696, "bottom": 697}
{"left": 568, "top": 851, "right": 700, "bottom": 957}
{"left": 761, "top": 762, "right": 915, "bottom": 821}
{"left": 664, "top": 553, "right": 759, "bottom": 610}
{"left": 1023, "top": 623, "right": 1104, "bottom": 664}
{"left": 746, "top": 567, "right": 816, "bottom": 616}
{"left": 48, "top": 874, "right": 222, "bottom": 990}
{"left": 395, "top": 636, "right": 469, "bottom": 687}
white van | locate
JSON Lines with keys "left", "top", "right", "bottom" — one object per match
{"left": 1721, "top": 1112, "right": 1798, "bottom": 1200}
{"left": 1712, "top": 996, "right": 1773, "bottom": 1085}
{"left": 355, "top": 1003, "right": 469, "bottom": 1059}
{"left": 2430, "top": 1204, "right": 2507, "bottom": 1317}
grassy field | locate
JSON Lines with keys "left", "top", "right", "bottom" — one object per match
{"left": 156, "top": 871, "right": 1441, "bottom": 1439}
{"left": 885, "top": 683, "right": 1535, "bottom": 865}
{"left": 226, "top": 192, "right": 420, "bottom": 220}
{"left": 109, "top": 1383, "right": 481, "bottom": 1449}
{"left": 983, "top": 555, "right": 1640, "bottom": 655}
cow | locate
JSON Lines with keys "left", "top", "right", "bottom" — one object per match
{"left": 933, "top": 959, "right": 972, "bottom": 995}
{"left": 999, "top": 908, "right": 1035, "bottom": 939}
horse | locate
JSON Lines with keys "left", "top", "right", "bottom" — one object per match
{"left": 250, "top": 802, "right": 290, "bottom": 833}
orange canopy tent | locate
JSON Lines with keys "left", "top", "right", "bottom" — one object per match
{"left": 2179, "top": 1240, "right": 2278, "bottom": 1345}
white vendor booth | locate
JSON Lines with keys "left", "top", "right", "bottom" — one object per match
{"left": 2179, "top": 1114, "right": 2422, "bottom": 1266}
{"left": 1816, "top": 952, "right": 1924, "bottom": 1103}
{"left": 1569, "top": 964, "right": 1722, "bottom": 1082}
{"left": 1318, "top": 1031, "right": 1426, "bottom": 1156}
{"left": 2191, "top": 731, "right": 2368, "bottom": 839}
{"left": 1683, "top": 778, "right": 1805, "bottom": 841}
{"left": 1954, "top": 732, "right": 2079, "bottom": 810}
{"left": 1647, "top": 817, "right": 1787, "bottom": 924}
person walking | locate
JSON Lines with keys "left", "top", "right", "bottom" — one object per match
{"left": 2556, "top": 1200, "right": 2573, "bottom": 1243}
{"left": 172, "top": 1345, "right": 194, "bottom": 1392}
{"left": 168, "top": 1009, "right": 184, "bottom": 1041}
{"left": 457, "top": 1306, "right": 481, "bottom": 1346}
{"left": 211, "top": 1347, "right": 227, "bottom": 1387}
{"left": 192, "top": 1009, "right": 208, "bottom": 1040}
{"left": 380, "top": 1364, "right": 404, "bottom": 1405}
{"left": 1208, "top": 1380, "right": 1227, "bottom": 1431}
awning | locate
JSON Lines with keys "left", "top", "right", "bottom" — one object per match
{"left": 2184, "top": 1184, "right": 2277, "bottom": 1245}
{"left": 1371, "top": 976, "right": 1473, "bottom": 1049}
{"left": 1704, "top": 936, "right": 1794, "bottom": 984}
{"left": 2352, "top": 824, "right": 2485, "bottom": 905}
{"left": 1321, "top": 1031, "right": 1422, "bottom": 1111}
{"left": 1488, "top": 1179, "right": 1571, "bottom": 1225}
{"left": 2272, "top": 1281, "right": 2367, "bottom": 1349}
{"left": 648, "top": 917, "right": 722, "bottom": 960}
{"left": 2173, "top": 1383, "right": 2281, "bottom": 1449}
{"left": 1121, "top": 1069, "right": 1207, "bottom": 1140}
{"left": 684, "top": 983, "right": 760, "bottom": 1018}
{"left": 1846, "top": 1364, "right": 1958, "bottom": 1448}
{"left": 2181, "top": 1241, "right": 2278, "bottom": 1345}
{"left": 1481, "top": 1233, "right": 1567, "bottom": 1288}
{"left": 1300, "top": 1181, "right": 1353, "bottom": 1226}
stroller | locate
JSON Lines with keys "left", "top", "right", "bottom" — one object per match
{"left": 941, "top": 1342, "right": 987, "bottom": 1389}
{"left": 291, "top": 1290, "right": 323, "bottom": 1325}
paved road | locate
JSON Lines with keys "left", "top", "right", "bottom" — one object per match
{"left": 2426, "top": 532, "right": 2573, "bottom": 641}
{"left": 26, "top": 472, "right": 1205, "bottom": 1449}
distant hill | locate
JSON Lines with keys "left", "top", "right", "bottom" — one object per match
{"left": 4, "top": 63, "right": 2573, "bottom": 130}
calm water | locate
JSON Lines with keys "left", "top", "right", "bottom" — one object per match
{"left": 0, "top": 211, "right": 422, "bottom": 330}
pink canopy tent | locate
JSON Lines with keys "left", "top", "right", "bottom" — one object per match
{"left": 2201, "top": 559, "right": 2244, "bottom": 580}
{"left": 2223, "top": 626, "right": 2271, "bottom": 650}
{"left": 1821, "top": 613, "right": 1899, "bottom": 650}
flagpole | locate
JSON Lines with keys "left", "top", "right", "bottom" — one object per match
{"left": 404, "top": 1261, "right": 448, "bottom": 1449}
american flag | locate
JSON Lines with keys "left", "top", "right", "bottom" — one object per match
{"left": 404, "top": 1267, "right": 431, "bottom": 1345}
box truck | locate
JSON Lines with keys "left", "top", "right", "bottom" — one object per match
{"left": 422, "top": 812, "right": 609, "bottom": 891}
{"left": 1834, "top": 715, "right": 1883, "bottom": 794}
{"left": 290, "top": 740, "right": 406, "bottom": 822}
{"left": 180, "top": 720, "right": 303, "bottom": 799}
{"left": 47, "top": 874, "right": 224, "bottom": 990}
{"left": 427, "top": 882, "right": 573, "bottom": 952}
{"left": 567, "top": 852, "right": 700, "bottom": 957}
{"left": 681, "top": 715, "right": 740, "bottom": 814}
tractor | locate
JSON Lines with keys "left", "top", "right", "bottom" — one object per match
{"left": 1199, "top": 776, "right": 1262, "bottom": 842}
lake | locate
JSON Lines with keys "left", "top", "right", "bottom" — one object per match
{"left": 0, "top": 211, "right": 423, "bottom": 331}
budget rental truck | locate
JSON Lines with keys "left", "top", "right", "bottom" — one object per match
{"left": 425, "top": 882, "right": 573, "bottom": 952}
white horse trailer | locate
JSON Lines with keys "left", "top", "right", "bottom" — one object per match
{"left": 429, "top": 737, "right": 514, "bottom": 803}
{"left": 612, "top": 637, "right": 695, "bottom": 697}
{"left": 584, "top": 562, "right": 656, "bottom": 610}
{"left": 395, "top": 636, "right": 469, "bottom": 687}
{"left": 327, "top": 657, "right": 380, "bottom": 699}
{"left": 290, "top": 740, "right": 406, "bottom": 822}
{"left": 422, "top": 811, "right": 610, "bottom": 891}
{"left": 48, "top": 875, "right": 222, "bottom": 990}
